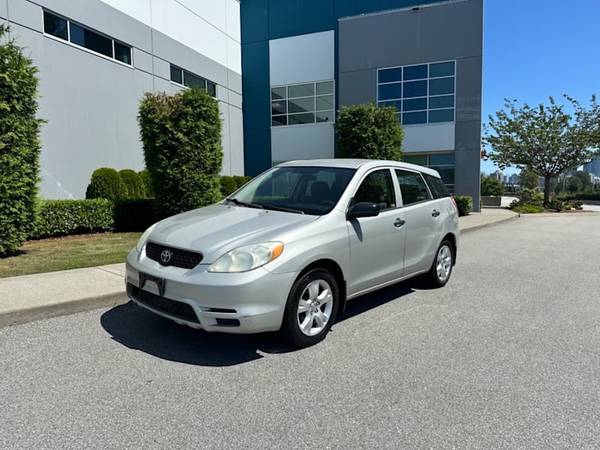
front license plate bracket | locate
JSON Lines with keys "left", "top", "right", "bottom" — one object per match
{"left": 139, "top": 272, "right": 166, "bottom": 297}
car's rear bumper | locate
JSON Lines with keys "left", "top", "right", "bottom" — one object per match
{"left": 125, "top": 249, "right": 298, "bottom": 334}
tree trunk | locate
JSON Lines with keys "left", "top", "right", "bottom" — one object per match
{"left": 543, "top": 175, "right": 552, "bottom": 207}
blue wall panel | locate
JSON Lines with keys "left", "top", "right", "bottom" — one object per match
{"left": 268, "top": 0, "right": 335, "bottom": 40}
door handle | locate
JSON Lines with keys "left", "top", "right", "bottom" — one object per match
{"left": 393, "top": 218, "right": 405, "bottom": 228}
{"left": 432, "top": 209, "right": 441, "bottom": 217}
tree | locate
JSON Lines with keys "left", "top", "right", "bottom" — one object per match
{"left": 0, "top": 26, "right": 43, "bottom": 256}
{"left": 570, "top": 171, "right": 592, "bottom": 192}
{"left": 484, "top": 96, "right": 600, "bottom": 206}
{"left": 481, "top": 175, "right": 504, "bottom": 196}
{"left": 566, "top": 176, "right": 583, "bottom": 194}
{"left": 519, "top": 166, "right": 539, "bottom": 190}
{"left": 86, "top": 168, "right": 128, "bottom": 201}
{"left": 336, "top": 103, "right": 403, "bottom": 160}
{"left": 138, "top": 88, "right": 222, "bottom": 216}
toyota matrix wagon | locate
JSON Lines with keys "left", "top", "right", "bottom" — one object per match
{"left": 126, "top": 159, "right": 459, "bottom": 347}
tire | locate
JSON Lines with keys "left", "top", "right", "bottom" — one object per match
{"left": 281, "top": 268, "right": 340, "bottom": 348}
{"left": 422, "top": 240, "right": 454, "bottom": 288}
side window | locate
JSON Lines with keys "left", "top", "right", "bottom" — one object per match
{"left": 424, "top": 174, "right": 450, "bottom": 199}
{"left": 352, "top": 169, "right": 396, "bottom": 210}
{"left": 396, "top": 170, "right": 432, "bottom": 206}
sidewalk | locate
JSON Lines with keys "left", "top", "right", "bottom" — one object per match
{"left": 0, "top": 208, "right": 518, "bottom": 328}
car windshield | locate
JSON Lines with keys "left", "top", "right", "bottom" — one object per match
{"left": 227, "top": 166, "right": 357, "bottom": 215}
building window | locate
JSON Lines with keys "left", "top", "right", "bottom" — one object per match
{"left": 403, "top": 153, "right": 455, "bottom": 192}
{"left": 43, "top": 10, "right": 132, "bottom": 66}
{"left": 170, "top": 65, "right": 217, "bottom": 97}
{"left": 271, "top": 81, "right": 335, "bottom": 127}
{"left": 377, "top": 61, "right": 455, "bottom": 125}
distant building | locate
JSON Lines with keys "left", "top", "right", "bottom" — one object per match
{"left": 584, "top": 158, "right": 600, "bottom": 177}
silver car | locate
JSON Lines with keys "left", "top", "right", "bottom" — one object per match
{"left": 126, "top": 159, "right": 459, "bottom": 347}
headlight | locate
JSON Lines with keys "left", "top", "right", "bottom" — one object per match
{"left": 136, "top": 224, "right": 157, "bottom": 252}
{"left": 208, "top": 242, "right": 284, "bottom": 273}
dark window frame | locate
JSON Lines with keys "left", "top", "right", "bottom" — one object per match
{"left": 395, "top": 169, "right": 434, "bottom": 207}
{"left": 169, "top": 64, "right": 217, "bottom": 98}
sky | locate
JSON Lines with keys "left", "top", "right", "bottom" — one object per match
{"left": 481, "top": 0, "right": 600, "bottom": 175}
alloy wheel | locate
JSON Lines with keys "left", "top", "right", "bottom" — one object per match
{"left": 297, "top": 279, "right": 334, "bottom": 337}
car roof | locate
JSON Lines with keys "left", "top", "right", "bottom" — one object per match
{"left": 276, "top": 159, "right": 441, "bottom": 177}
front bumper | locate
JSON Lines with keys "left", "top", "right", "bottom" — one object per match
{"left": 125, "top": 249, "right": 298, "bottom": 334}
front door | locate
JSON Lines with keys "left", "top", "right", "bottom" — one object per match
{"left": 346, "top": 168, "right": 406, "bottom": 295}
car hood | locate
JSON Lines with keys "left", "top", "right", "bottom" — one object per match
{"left": 148, "top": 204, "right": 319, "bottom": 263}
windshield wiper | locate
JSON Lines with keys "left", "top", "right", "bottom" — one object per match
{"left": 225, "top": 197, "right": 263, "bottom": 209}
{"left": 262, "top": 204, "right": 305, "bottom": 215}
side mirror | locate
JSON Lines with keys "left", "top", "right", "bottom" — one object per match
{"left": 347, "top": 202, "right": 380, "bottom": 220}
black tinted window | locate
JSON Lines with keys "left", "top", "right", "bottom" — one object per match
{"left": 396, "top": 170, "right": 432, "bottom": 205}
{"left": 424, "top": 174, "right": 450, "bottom": 199}
{"left": 352, "top": 170, "right": 396, "bottom": 210}
{"left": 44, "top": 11, "right": 68, "bottom": 40}
{"left": 69, "top": 22, "right": 113, "bottom": 58}
{"left": 114, "top": 42, "right": 132, "bottom": 64}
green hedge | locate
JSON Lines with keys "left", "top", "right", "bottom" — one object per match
{"left": 119, "top": 169, "right": 145, "bottom": 199}
{"left": 220, "top": 175, "right": 252, "bottom": 197}
{"left": 31, "top": 199, "right": 114, "bottom": 239}
{"left": 113, "top": 198, "right": 161, "bottom": 232}
{"left": 559, "top": 192, "right": 600, "bottom": 201}
{"left": 86, "top": 168, "right": 128, "bottom": 201}
{"left": 454, "top": 195, "right": 472, "bottom": 217}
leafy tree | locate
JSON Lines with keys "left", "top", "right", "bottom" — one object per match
{"left": 86, "top": 168, "right": 127, "bottom": 201}
{"left": 481, "top": 175, "right": 505, "bottom": 196}
{"left": 336, "top": 103, "right": 403, "bottom": 160}
{"left": 139, "top": 88, "right": 222, "bottom": 216}
{"left": 0, "top": 26, "right": 43, "bottom": 256}
{"left": 484, "top": 96, "right": 600, "bottom": 206}
{"left": 119, "top": 169, "right": 145, "bottom": 199}
{"left": 570, "top": 171, "right": 592, "bottom": 192}
{"left": 138, "top": 169, "right": 153, "bottom": 198}
{"left": 519, "top": 166, "right": 539, "bottom": 190}
{"left": 566, "top": 176, "right": 583, "bottom": 194}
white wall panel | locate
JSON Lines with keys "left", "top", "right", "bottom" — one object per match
{"left": 269, "top": 31, "right": 334, "bottom": 86}
{"left": 402, "top": 122, "right": 455, "bottom": 153}
{"left": 271, "top": 124, "right": 335, "bottom": 163}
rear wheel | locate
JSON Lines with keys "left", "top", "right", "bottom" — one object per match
{"left": 281, "top": 269, "right": 340, "bottom": 348}
{"left": 423, "top": 240, "right": 453, "bottom": 288}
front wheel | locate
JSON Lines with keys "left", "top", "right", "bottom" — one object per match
{"left": 281, "top": 269, "right": 340, "bottom": 348}
{"left": 423, "top": 240, "right": 454, "bottom": 288}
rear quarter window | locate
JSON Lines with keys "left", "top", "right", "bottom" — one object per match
{"left": 424, "top": 174, "right": 450, "bottom": 199}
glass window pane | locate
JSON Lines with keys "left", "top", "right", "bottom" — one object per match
{"left": 429, "top": 94, "right": 454, "bottom": 109}
{"left": 272, "top": 115, "right": 287, "bottom": 126}
{"left": 44, "top": 11, "right": 68, "bottom": 40}
{"left": 184, "top": 72, "right": 206, "bottom": 89}
{"left": 396, "top": 170, "right": 432, "bottom": 205}
{"left": 378, "top": 82, "right": 402, "bottom": 101}
{"left": 316, "top": 95, "right": 334, "bottom": 111}
{"left": 429, "top": 61, "right": 455, "bottom": 78}
{"left": 316, "top": 81, "right": 334, "bottom": 95}
{"left": 271, "top": 87, "right": 286, "bottom": 100}
{"left": 288, "top": 113, "right": 315, "bottom": 125}
{"left": 403, "top": 155, "right": 428, "bottom": 166}
{"left": 378, "top": 100, "right": 402, "bottom": 111}
{"left": 316, "top": 111, "right": 334, "bottom": 123}
{"left": 170, "top": 65, "right": 183, "bottom": 84}
{"left": 403, "top": 111, "right": 427, "bottom": 125}
{"left": 403, "top": 64, "right": 428, "bottom": 80}
{"left": 69, "top": 23, "right": 113, "bottom": 58}
{"left": 403, "top": 80, "right": 427, "bottom": 98}
{"left": 288, "top": 83, "right": 314, "bottom": 98}
{"left": 429, "top": 153, "right": 455, "bottom": 165}
{"left": 378, "top": 67, "right": 402, "bottom": 83}
{"left": 433, "top": 167, "right": 455, "bottom": 185}
{"left": 424, "top": 174, "right": 450, "bottom": 198}
{"left": 114, "top": 42, "right": 131, "bottom": 65}
{"left": 429, "top": 108, "right": 454, "bottom": 123}
{"left": 206, "top": 81, "right": 217, "bottom": 97}
{"left": 429, "top": 77, "right": 454, "bottom": 95}
{"left": 352, "top": 169, "right": 396, "bottom": 210}
{"left": 272, "top": 100, "right": 286, "bottom": 115}
{"left": 288, "top": 97, "right": 314, "bottom": 114}
{"left": 403, "top": 97, "right": 427, "bottom": 111}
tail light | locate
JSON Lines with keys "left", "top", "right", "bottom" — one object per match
{"left": 450, "top": 196, "right": 458, "bottom": 211}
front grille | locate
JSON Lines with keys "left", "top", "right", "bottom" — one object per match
{"left": 146, "top": 241, "right": 203, "bottom": 269}
{"left": 127, "top": 283, "right": 199, "bottom": 323}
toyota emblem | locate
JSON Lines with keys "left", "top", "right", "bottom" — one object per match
{"left": 160, "top": 249, "right": 173, "bottom": 264}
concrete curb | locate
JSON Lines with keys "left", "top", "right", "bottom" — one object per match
{"left": 0, "top": 291, "right": 127, "bottom": 329}
{"left": 460, "top": 213, "right": 520, "bottom": 234}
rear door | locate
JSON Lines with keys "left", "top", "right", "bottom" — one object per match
{"left": 346, "top": 168, "right": 406, "bottom": 295}
{"left": 395, "top": 169, "right": 442, "bottom": 275}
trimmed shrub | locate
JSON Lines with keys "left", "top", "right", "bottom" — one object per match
{"left": 86, "top": 168, "right": 128, "bottom": 201}
{"left": 220, "top": 176, "right": 237, "bottom": 197}
{"left": 0, "top": 25, "right": 44, "bottom": 256}
{"left": 233, "top": 175, "right": 251, "bottom": 189}
{"left": 139, "top": 88, "right": 223, "bottom": 216}
{"left": 139, "top": 169, "right": 153, "bottom": 198}
{"left": 113, "top": 199, "right": 161, "bottom": 232}
{"left": 517, "top": 188, "right": 543, "bottom": 206}
{"left": 119, "top": 169, "right": 145, "bottom": 199}
{"left": 31, "top": 199, "right": 114, "bottom": 239}
{"left": 454, "top": 195, "right": 472, "bottom": 217}
{"left": 336, "top": 103, "right": 403, "bottom": 161}
{"left": 511, "top": 203, "right": 544, "bottom": 214}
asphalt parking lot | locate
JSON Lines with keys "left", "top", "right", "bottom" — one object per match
{"left": 1, "top": 214, "right": 600, "bottom": 448}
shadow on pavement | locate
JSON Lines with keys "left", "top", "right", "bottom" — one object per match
{"left": 100, "top": 280, "right": 416, "bottom": 367}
